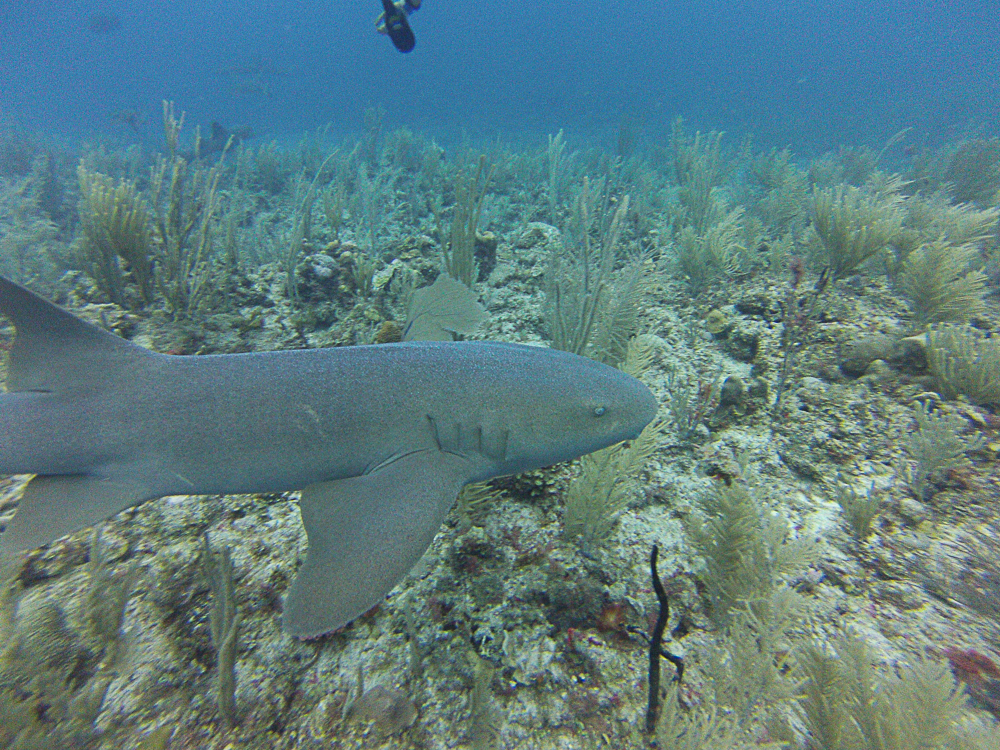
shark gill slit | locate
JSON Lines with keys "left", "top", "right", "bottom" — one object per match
{"left": 426, "top": 414, "right": 442, "bottom": 450}
{"left": 366, "top": 449, "right": 427, "bottom": 474}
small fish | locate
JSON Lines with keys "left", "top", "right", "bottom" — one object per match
{"left": 86, "top": 13, "right": 121, "bottom": 35}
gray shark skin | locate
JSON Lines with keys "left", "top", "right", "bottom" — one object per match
{"left": 0, "top": 276, "right": 657, "bottom": 636}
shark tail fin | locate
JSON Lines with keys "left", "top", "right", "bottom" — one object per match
{"left": 0, "top": 277, "right": 161, "bottom": 562}
{"left": 0, "top": 276, "right": 158, "bottom": 394}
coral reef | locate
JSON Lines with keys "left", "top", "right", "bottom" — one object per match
{"left": 0, "top": 117, "right": 998, "bottom": 750}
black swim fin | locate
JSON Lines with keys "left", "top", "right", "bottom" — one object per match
{"left": 381, "top": 0, "right": 416, "bottom": 53}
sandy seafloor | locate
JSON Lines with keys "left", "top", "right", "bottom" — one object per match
{"left": 1, "top": 130, "right": 999, "bottom": 750}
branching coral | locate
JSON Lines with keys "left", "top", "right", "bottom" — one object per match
{"left": 809, "top": 175, "right": 905, "bottom": 278}
{"left": 201, "top": 533, "right": 240, "bottom": 729}
{"left": 746, "top": 146, "right": 811, "bottom": 236}
{"left": 900, "top": 238, "right": 987, "bottom": 326}
{"left": 925, "top": 325, "right": 1000, "bottom": 406}
{"left": 147, "top": 101, "right": 229, "bottom": 318}
{"left": 442, "top": 154, "right": 493, "bottom": 288}
{"left": 905, "top": 400, "right": 984, "bottom": 498}
{"left": 0, "top": 156, "right": 61, "bottom": 281}
{"left": 686, "top": 483, "right": 817, "bottom": 624}
{"left": 563, "top": 337, "right": 667, "bottom": 546}
{"left": 833, "top": 479, "right": 880, "bottom": 542}
{"left": 674, "top": 204, "right": 751, "bottom": 291}
{"left": 562, "top": 413, "right": 667, "bottom": 547}
{"left": 796, "top": 636, "right": 977, "bottom": 750}
{"left": 0, "top": 528, "right": 136, "bottom": 747}
{"left": 76, "top": 163, "right": 155, "bottom": 308}
{"left": 943, "top": 138, "right": 1000, "bottom": 206}
{"left": 543, "top": 176, "right": 643, "bottom": 364}
{"left": 546, "top": 129, "right": 571, "bottom": 224}
{"left": 671, "top": 117, "right": 727, "bottom": 233}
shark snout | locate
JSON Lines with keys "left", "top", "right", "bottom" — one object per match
{"left": 628, "top": 377, "right": 659, "bottom": 437}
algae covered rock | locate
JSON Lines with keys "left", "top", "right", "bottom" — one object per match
{"left": 735, "top": 292, "right": 782, "bottom": 321}
{"left": 348, "top": 685, "right": 418, "bottom": 738}
{"left": 721, "top": 325, "right": 761, "bottom": 362}
{"left": 705, "top": 308, "right": 729, "bottom": 336}
{"left": 839, "top": 333, "right": 899, "bottom": 376}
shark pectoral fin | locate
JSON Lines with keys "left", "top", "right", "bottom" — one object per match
{"left": 283, "top": 451, "right": 469, "bottom": 638}
{"left": 0, "top": 474, "right": 150, "bottom": 563}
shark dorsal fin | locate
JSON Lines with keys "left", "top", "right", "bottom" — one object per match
{"left": 0, "top": 276, "right": 156, "bottom": 394}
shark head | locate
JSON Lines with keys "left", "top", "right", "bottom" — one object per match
{"left": 284, "top": 342, "right": 659, "bottom": 636}
{"left": 483, "top": 345, "right": 659, "bottom": 477}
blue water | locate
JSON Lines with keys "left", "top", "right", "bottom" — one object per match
{"left": 1, "top": 1, "right": 998, "bottom": 155}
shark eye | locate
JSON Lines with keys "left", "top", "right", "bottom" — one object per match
{"left": 593, "top": 406, "right": 606, "bottom": 417}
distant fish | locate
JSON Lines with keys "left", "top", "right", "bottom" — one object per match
{"left": 114, "top": 110, "right": 144, "bottom": 134}
{"left": 182, "top": 122, "right": 253, "bottom": 160}
{"left": 232, "top": 81, "right": 272, "bottom": 99}
{"left": 219, "top": 61, "right": 290, "bottom": 79}
{"left": 86, "top": 13, "right": 121, "bottom": 35}
{"left": 220, "top": 59, "right": 289, "bottom": 99}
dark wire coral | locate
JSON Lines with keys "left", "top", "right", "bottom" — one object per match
{"left": 772, "top": 263, "right": 830, "bottom": 421}
{"left": 645, "top": 544, "right": 684, "bottom": 733}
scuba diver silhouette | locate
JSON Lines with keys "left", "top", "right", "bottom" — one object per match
{"left": 376, "top": 0, "right": 421, "bottom": 53}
